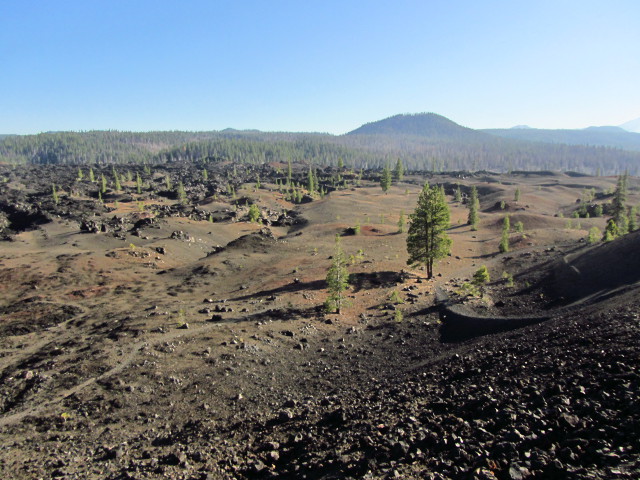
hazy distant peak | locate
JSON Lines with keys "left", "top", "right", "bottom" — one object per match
{"left": 511, "top": 125, "right": 533, "bottom": 129}
{"left": 584, "top": 126, "right": 626, "bottom": 132}
{"left": 620, "top": 117, "right": 640, "bottom": 133}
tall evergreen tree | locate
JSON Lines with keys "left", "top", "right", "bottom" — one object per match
{"left": 325, "top": 235, "right": 350, "bottom": 313}
{"left": 112, "top": 167, "right": 121, "bottom": 192}
{"left": 454, "top": 184, "right": 462, "bottom": 203}
{"left": 406, "top": 183, "right": 452, "bottom": 279}
{"left": 380, "top": 165, "right": 392, "bottom": 193}
{"left": 393, "top": 158, "right": 404, "bottom": 182}
{"left": 611, "top": 173, "right": 628, "bottom": 229}
{"left": 307, "top": 166, "right": 315, "bottom": 192}
{"left": 176, "top": 181, "right": 187, "bottom": 204}
{"left": 467, "top": 185, "right": 479, "bottom": 230}
{"left": 628, "top": 206, "right": 638, "bottom": 232}
{"left": 499, "top": 215, "right": 510, "bottom": 253}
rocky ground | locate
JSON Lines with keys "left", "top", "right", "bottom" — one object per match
{"left": 0, "top": 164, "right": 638, "bottom": 479}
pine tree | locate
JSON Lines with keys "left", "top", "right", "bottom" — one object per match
{"left": 454, "top": 184, "right": 462, "bottom": 203}
{"left": 136, "top": 172, "right": 142, "bottom": 194}
{"left": 473, "top": 265, "right": 490, "bottom": 285}
{"left": 514, "top": 188, "right": 521, "bottom": 202}
{"left": 611, "top": 173, "right": 628, "bottom": 228}
{"left": 337, "top": 157, "right": 344, "bottom": 170}
{"left": 77, "top": 168, "right": 84, "bottom": 181}
{"left": 89, "top": 167, "right": 95, "bottom": 183}
{"left": 100, "top": 174, "right": 107, "bottom": 194}
{"left": 112, "top": 167, "right": 121, "bottom": 192}
{"left": 397, "top": 210, "right": 405, "bottom": 233}
{"left": 602, "top": 219, "right": 619, "bottom": 242}
{"left": 380, "top": 165, "right": 392, "bottom": 193}
{"left": 287, "top": 159, "right": 292, "bottom": 185}
{"left": 594, "top": 204, "right": 603, "bottom": 217}
{"left": 628, "top": 206, "right": 638, "bottom": 232}
{"left": 176, "top": 181, "right": 187, "bottom": 204}
{"left": 325, "top": 235, "right": 350, "bottom": 314}
{"left": 499, "top": 215, "right": 510, "bottom": 253}
{"left": 52, "top": 184, "right": 59, "bottom": 205}
{"left": 307, "top": 166, "right": 315, "bottom": 193}
{"left": 393, "top": 158, "right": 404, "bottom": 182}
{"left": 467, "top": 185, "right": 479, "bottom": 230}
{"left": 203, "top": 168, "right": 208, "bottom": 181}
{"left": 406, "top": 183, "right": 452, "bottom": 279}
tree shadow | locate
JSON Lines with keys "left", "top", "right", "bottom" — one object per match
{"left": 349, "top": 271, "right": 403, "bottom": 293}
{"left": 469, "top": 252, "right": 497, "bottom": 260}
{"left": 407, "top": 304, "right": 441, "bottom": 318}
{"left": 447, "top": 224, "right": 469, "bottom": 231}
{"left": 230, "top": 279, "right": 326, "bottom": 301}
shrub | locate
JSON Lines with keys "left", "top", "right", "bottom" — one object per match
{"left": 473, "top": 265, "right": 490, "bottom": 285}
{"left": 248, "top": 204, "right": 260, "bottom": 223}
{"left": 389, "top": 290, "right": 405, "bottom": 304}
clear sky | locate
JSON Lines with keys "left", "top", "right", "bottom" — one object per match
{"left": 1, "top": 0, "right": 638, "bottom": 134}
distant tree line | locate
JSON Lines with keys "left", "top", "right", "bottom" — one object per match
{"left": 1, "top": 129, "right": 639, "bottom": 175}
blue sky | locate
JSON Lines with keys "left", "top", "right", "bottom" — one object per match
{"left": 1, "top": 1, "right": 638, "bottom": 134}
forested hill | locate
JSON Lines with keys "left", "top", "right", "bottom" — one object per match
{"left": 2, "top": 115, "right": 640, "bottom": 175}
{"left": 483, "top": 126, "right": 640, "bottom": 151}
{"left": 347, "top": 113, "right": 489, "bottom": 142}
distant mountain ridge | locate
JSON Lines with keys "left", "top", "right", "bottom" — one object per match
{"left": 483, "top": 125, "right": 640, "bottom": 152}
